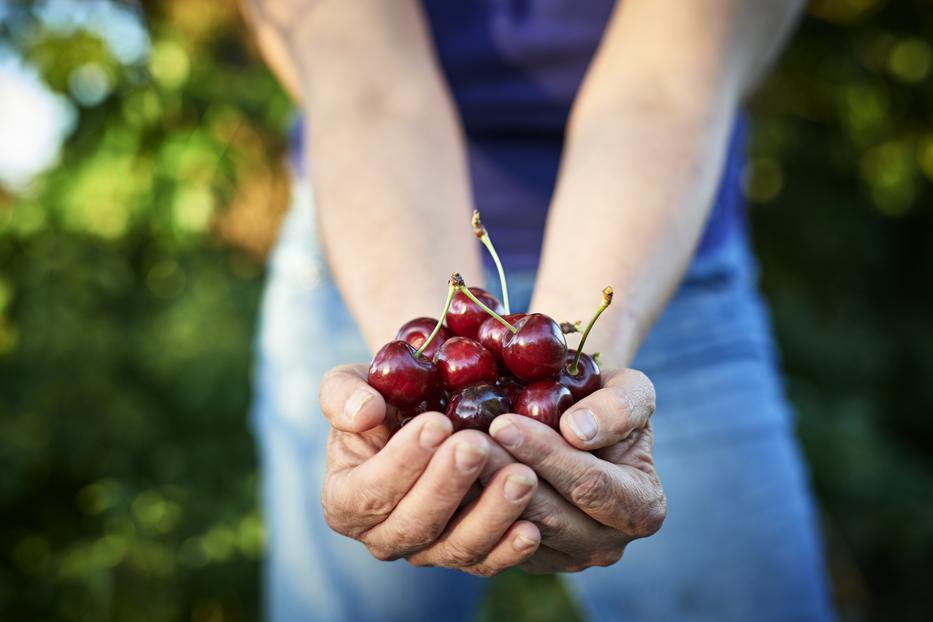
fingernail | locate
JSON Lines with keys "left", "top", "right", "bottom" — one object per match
{"left": 419, "top": 421, "right": 449, "bottom": 450}
{"left": 569, "top": 409, "right": 598, "bottom": 442}
{"left": 512, "top": 533, "right": 538, "bottom": 552}
{"left": 490, "top": 420, "right": 522, "bottom": 448}
{"left": 455, "top": 442, "right": 488, "bottom": 472}
{"left": 503, "top": 474, "right": 535, "bottom": 502}
{"left": 344, "top": 389, "right": 375, "bottom": 422}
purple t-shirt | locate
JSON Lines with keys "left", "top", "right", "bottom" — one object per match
{"left": 294, "top": 1, "right": 746, "bottom": 272}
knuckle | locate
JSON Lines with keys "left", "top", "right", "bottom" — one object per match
{"left": 568, "top": 468, "right": 614, "bottom": 515}
{"left": 450, "top": 429, "right": 490, "bottom": 450}
{"left": 382, "top": 521, "right": 437, "bottom": 552}
{"left": 618, "top": 487, "right": 667, "bottom": 539}
{"left": 627, "top": 369, "right": 656, "bottom": 417}
{"left": 635, "top": 492, "right": 667, "bottom": 538}
{"left": 405, "top": 553, "right": 434, "bottom": 568}
{"left": 444, "top": 539, "right": 486, "bottom": 568}
{"left": 523, "top": 502, "right": 565, "bottom": 538}
{"left": 321, "top": 504, "right": 343, "bottom": 534}
{"left": 320, "top": 484, "right": 350, "bottom": 536}
{"left": 325, "top": 363, "right": 359, "bottom": 381}
{"left": 354, "top": 487, "right": 397, "bottom": 521}
{"left": 321, "top": 367, "right": 341, "bottom": 385}
{"left": 365, "top": 542, "right": 400, "bottom": 562}
{"left": 589, "top": 545, "right": 625, "bottom": 568}
{"left": 607, "top": 386, "right": 634, "bottom": 420}
{"left": 469, "top": 564, "right": 503, "bottom": 577}
{"left": 319, "top": 368, "right": 344, "bottom": 402}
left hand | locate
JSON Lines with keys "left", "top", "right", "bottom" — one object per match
{"left": 486, "top": 368, "right": 667, "bottom": 572}
{"left": 318, "top": 364, "right": 542, "bottom": 576}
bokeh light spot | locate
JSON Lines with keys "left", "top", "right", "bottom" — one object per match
{"left": 0, "top": 52, "right": 76, "bottom": 190}
{"left": 860, "top": 141, "right": 917, "bottom": 216}
{"left": 132, "top": 490, "right": 182, "bottom": 534}
{"left": 173, "top": 186, "right": 214, "bottom": 234}
{"left": 68, "top": 62, "right": 111, "bottom": 106}
{"left": 236, "top": 514, "right": 266, "bottom": 559}
{"left": 92, "top": 534, "right": 127, "bottom": 568}
{"left": 743, "top": 158, "right": 785, "bottom": 203}
{"left": 149, "top": 40, "right": 190, "bottom": 89}
{"left": 888, "top": 38, "right": 932, "bottom": 84}
{"left": 201, "top": 525, "right": 236, "bottom": 562}
{"left": 841, "top": 82, "right": 889, "bottom": 136}
{"left": 76, "top": 479, "right": 122, "bottom": 516}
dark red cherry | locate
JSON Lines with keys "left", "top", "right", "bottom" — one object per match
{"left": 395, "top": 317, "right": 452, "bottom": 360}
{"left": 433, "top": 337, "right": 498, "bottom": 393}
{"left": 513, "top": 380, "right": 573, "bottom": 430}
{"left": 423, "top": 388, "right": 449, "bottom": 413}
{"left": 446, "top": 287, "right": 504, "bottom": 339}
{"left": 496, "top": 377, "right": 525, "bottom": 405}
{"left": 446, "top": 382, "right": 510, "bottom": 432}
{"left": 367, "top": 341, "right": 436, "bottom": 408}
{"left": 477, "top": 313, "right": 527, "bottom": 371}
{"left": 502, "top": 313, "right": 568, "bottom": 383}
{"left": 389, "top": 389, "right": 449, "bottom": 433}
{"left": 559, "top": 350, "right": 601, "bottom": 401}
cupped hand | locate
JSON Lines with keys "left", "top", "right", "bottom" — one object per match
{"left": 487, "top": 368, "right": 667, "bottom": 573}
{"left": 318, "top": 364, "right": 542, "bottom": 576}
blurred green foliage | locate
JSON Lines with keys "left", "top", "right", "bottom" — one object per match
{"left": 747, "top": 2, "right": 933, "bottom": 620}
{"left": 0, "top": 0, "right": 930, "bottom": 621}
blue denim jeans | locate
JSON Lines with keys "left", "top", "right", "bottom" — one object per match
{"left": 251, "top": 184, "right": 837, "bottom": 621}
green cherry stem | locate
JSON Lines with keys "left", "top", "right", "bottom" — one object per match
{"left": 415, "top": 274, "right": 462, "bottom": 358}
{"left": 458, "top": 285, "right": 516, "bottom": 334}
{"left": 472, "top": 210, "right": 511, "bottom": 314}
{"left": 569, "top": 286, "right": 614, "bottom": 375}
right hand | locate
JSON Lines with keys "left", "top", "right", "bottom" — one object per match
{"left": 319, "top": 364, "right": 543, "bottom": 576}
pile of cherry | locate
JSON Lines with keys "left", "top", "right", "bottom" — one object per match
{"left": 367, "top": 212, "right": 611, "bottom": 434}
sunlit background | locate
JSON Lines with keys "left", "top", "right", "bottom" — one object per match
{"left": 0, "top": 0, "right": 930, "bottom": 620}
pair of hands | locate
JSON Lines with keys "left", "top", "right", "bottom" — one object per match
{"left": 319, "top": 364, "right": 666, "bottom": 576}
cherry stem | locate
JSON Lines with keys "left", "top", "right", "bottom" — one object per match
{"left": 472, "top": 210, "right": 511, "bottom": 314}
{"left": 458, "top": 285, "right": 516, "bottom": 334}
{"left": 569, "top": 286, "right": 614, "bottom": 375}
{"left": 415, "top": 275, "right": 462, "bottom": 358}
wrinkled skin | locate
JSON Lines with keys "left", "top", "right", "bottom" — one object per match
{"left": 318, "top": 364, "right": 666, "bottom": 575}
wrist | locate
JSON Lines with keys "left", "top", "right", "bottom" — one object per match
{"left": 530, "top": 291, "right": 642, "bottom": 369}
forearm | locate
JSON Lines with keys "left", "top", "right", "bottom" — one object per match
{"left": 305, "top": 87, "right": 481, "bottom": 352}
{"left": 246, "top": 1, "right": 482, "bottom": 350}
{"left": 533, "top": 104, "right": 735, "bottom": 366}
{"left": 532, "top": 0, "right": 802, "bottom": 366}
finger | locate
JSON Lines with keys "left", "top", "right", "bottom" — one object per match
{"left": 480, "top": 442, "right": 613, "bottom": 555}
{"left": 468, "top": 521, "right": 541, "bottom": 576}
{"left": 489, "top": 414, "right": 665, "bottom": 536}
{"left": 559, "top": 368, "right": 656, "bottom": 450}
{"left": 319, "top": 363, "right": 386, "bottom": 432}
{"left": 595, "top": 422, "right": 656, "bottom": 466}
{"left": 520, "top": 543, "right": 626, "bottom": 574}
{"left": 324, "top": 412, "right": 453, "bottom": 535}
{"left": 407, "top": 463, "right": 537, "bottom": 569}
{"left": 364, "top": 430, "right": 491, "bottom": 557}
{"left": 520, "top": 546, "right": 581, "bottom": 574}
